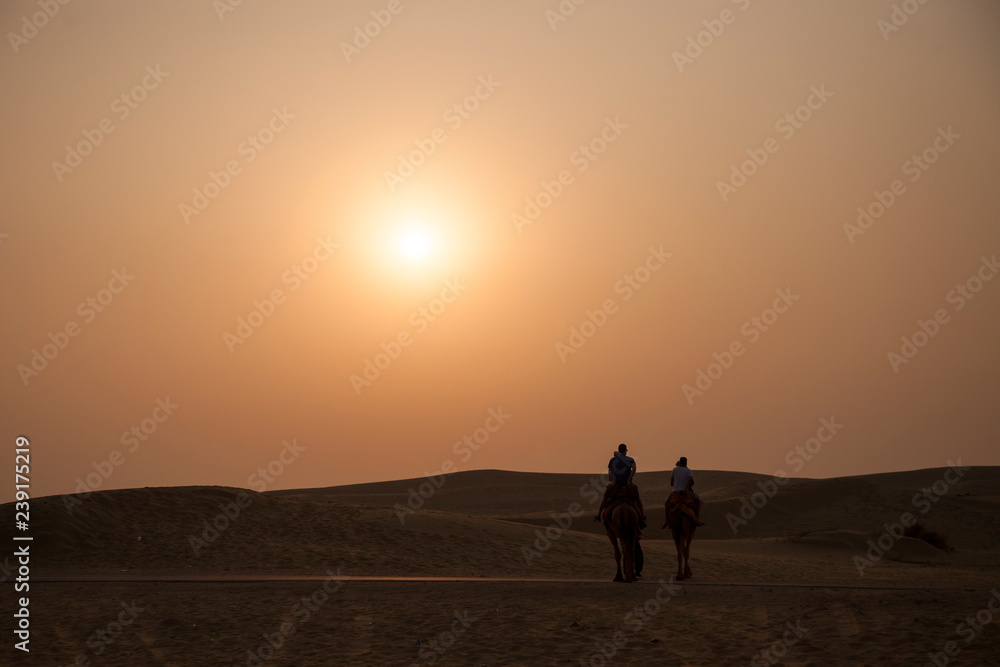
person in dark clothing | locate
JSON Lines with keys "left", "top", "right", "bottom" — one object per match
{"left": 594, "top": 443, "right": 647, "bottom": 530}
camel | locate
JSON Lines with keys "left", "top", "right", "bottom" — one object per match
{"left": 605, "top": 502, "right": 640, "bottom": 583}
{"left": 663, "top": 497, "right": 697, "bottom": 580}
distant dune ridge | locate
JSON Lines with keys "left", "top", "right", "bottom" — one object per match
{"left": 8, "top": 467, "right": 1000, "bottom": 666}
{"left": 5, "top": 466, "right": 998, "bottom": 585}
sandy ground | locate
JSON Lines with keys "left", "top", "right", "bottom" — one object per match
{"left": 14, "top": 581, "right": 1000, "bottom": 666}
{"left": 3, "top": 466, "right": 999, "bottom": 665}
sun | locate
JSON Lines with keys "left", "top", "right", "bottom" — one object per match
{"left": 397, "top": 226, "right": 434, "bottom": 262}
{"left": 355, "top": 198, "right": 470, "bottom": 285}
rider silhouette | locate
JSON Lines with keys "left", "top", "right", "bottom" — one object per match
{"left": 594, "top": 444, "right": 647, "bottom": 530}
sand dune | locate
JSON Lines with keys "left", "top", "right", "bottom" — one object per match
{"left": 7, "top": 466, "right": 998, "bottom": 580}
{"left": 6, "top": 468, "right": 999, "bottom": 665}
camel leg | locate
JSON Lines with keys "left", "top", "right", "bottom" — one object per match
{"left": 682, "top": 523, "right": 694, "bottom": 579}
{"left": 607, "top": 528, "right": 623, "bottom": 582}
{"left": 671, "top": 527, "right": 685, "bottom": 580}
{"left": 635, "top": 538, "right": 644, "bottom": 578}
{"left": 622, "top": 534, "right": 635, "bottom": 583}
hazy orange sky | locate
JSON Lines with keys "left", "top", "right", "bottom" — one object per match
{"left": 3, "top": 0, "right": 999, "bottom": 503}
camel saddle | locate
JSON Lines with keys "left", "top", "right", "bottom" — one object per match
{"left": 600, "top": 484, "right": 641, "bottom": 525}
{"left": 664, "top": 490, "right": 698, "bottom": 529}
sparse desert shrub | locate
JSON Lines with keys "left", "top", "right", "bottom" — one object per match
{"left": 904, "top": 522, "right": 950, "bottom": 551}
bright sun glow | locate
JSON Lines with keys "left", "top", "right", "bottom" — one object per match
{"left": 358, "top": 199, "right": 472, "bottom": 285}
{"left": 397, "top": 227, "right": 434, "bottom": 262}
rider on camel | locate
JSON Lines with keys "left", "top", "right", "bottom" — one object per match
{"left": 663, "top": 456, "right": 706, "bottom": 527}
{"left": 594, "top": 443, "right": 648, "bottom": 530}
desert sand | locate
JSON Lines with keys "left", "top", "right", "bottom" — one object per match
{"left": 3, "top": 466, "right": 999, "bottom": 665}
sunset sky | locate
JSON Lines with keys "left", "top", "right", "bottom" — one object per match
{"left": 2, "top": 0, "right": 999, "bottom": 503}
